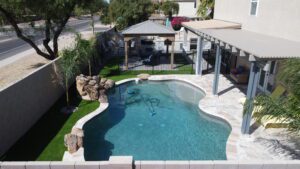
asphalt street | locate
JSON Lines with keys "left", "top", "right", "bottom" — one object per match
{"left": 0, "top": 18, "right": 107, "bottom": 61}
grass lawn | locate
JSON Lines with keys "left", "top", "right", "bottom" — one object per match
{"left": 99, "top": 58, "right": 194, "bottom": 80}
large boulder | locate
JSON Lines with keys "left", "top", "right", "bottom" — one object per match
{"left": 76, "top": 76, "right": 88, "bottom": 96}
{"left": 99, "top": 94, "right": 108, "bottom": 103}
{"left": 76, "top": 75, "right": 115, "bottom": 101}
{"left": 64, "top": 134, "right": 79, "bottom": 154}
{"left": 84, "top": 85, "right": 99, "bottom": 100}
{"left": 137, "top": 74, "right": 150, "bottom": 80}
{"left": 71, "top": 128, "right": 84, "bottom": 148}
{"left": 105, "top": 79, "right": 115, "bottom": 89}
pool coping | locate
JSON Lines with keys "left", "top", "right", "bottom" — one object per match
{"left": 65, "top": 76, "right": 239, "bottom": 161}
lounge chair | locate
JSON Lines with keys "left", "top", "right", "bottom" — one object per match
{"left": 240, "top": 84, "right": 289, "bottom": 128}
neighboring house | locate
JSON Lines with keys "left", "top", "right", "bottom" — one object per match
{"left": 152, "top": 0, "right": 199, "bottom": 19}
{"left": 174, "top": 0, "right": 198, "bottom": 19}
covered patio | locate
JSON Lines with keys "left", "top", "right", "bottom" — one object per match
{"left": 182, "top": 19, "right": 300, "bottom": 134}
{"left": 122, "top": 20, "right": 177, "bottom": 70}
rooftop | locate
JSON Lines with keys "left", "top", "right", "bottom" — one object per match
{"left": 122, "top": 20, "right": 176, "bottom": 36}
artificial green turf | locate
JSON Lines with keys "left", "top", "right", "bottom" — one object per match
{"left": 37, "top": 100, "right": 99, "bottom": 161}
{"left": 99, "top": 57, "right": 194, "bottom": 80}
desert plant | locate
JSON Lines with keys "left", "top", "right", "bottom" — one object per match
{"left": 246, "top": 59, "right": 300, "bottom": 132}
{"left": 59, "top": 49, "right": 80, "bottom": 108}
{"left": 74, "top": 34, "right": 93, "bottom": 76}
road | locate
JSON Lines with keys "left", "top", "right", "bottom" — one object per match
{"left": 0, "top": 18, "right": 108, "bottom": 61}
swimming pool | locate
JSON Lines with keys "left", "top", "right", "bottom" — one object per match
{"left": 83, "top": 80, "right": 231, "bottom": 161}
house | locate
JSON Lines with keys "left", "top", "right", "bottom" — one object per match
{"left": 174, "top": 0, "right": 198, "bottom": 19}
{"left": 181, "top": 0, "right": 300, "bottom": 134}
{"left": 152, "top": 0, "right": 199, "bottom": 19}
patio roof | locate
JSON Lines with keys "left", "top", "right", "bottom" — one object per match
{"left": 182, "top": 19, "right": 241, "bottom": 31}
{"left": 197, "top": 29, "right": 300, "bottom": 59}
{"left": 122, "top": 20, "right": 176, "bottom": 36}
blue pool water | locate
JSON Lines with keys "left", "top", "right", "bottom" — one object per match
{"left": 83, "top": 80, "right": 231, "bottom": 160}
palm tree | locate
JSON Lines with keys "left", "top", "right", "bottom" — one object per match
{"left": 197, "top": 0, "right": 215, "bottom": 20}
{"left": 75, "top": 34, "right": 93, "bottom": 76}
{"left": 59, "top": 48, "right": 80, "bottom": 109}
{"left": 251, "top": 59, "right": 300, "bottom": 132}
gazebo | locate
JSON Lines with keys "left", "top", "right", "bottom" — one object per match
{"left": 122, "top": 20, "right": 176, "bottom": 70}
{"left": 182, "top": 19, "right": 300, "bottom": 134}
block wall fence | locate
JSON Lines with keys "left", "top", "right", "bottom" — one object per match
{"left": 0, "top": 58, "right": 64, "bottom": 157}
{"left": 0, "top": 160, "right": 300, "bottom": 169}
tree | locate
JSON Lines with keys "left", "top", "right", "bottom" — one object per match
{"left": 161, "top": 0, "right": 179, "bottom": 21}
{"left": 108, "top": 0, "right": 154, "bottom": 30}
{"left": 249, "top": 59, "right": 300, "bottom": 132}
{"left": 80, "top": 0, "right": 108, "bottom": 34}
{"left": 75, "top": 34, "right": 93, "bottom": 76}
{"left": 197, "top": 0, "right": 215, "bottom": 19}
{"left": 0, "top": 0, "right": 93, "bottom": 60}
{"left": 60, "top": 48, "right": 80, "bottom": 108}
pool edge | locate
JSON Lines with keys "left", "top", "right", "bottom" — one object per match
{"left": 65, "top": 76, "right": 239, "bottom": 161}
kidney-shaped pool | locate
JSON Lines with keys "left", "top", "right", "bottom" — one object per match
{"left": 83, "top": 80, "right": 231, "bottom": 160}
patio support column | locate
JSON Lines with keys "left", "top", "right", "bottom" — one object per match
{"left": 171, "top": 40, "right": 175, "bottom": 69}
{"left": 196, "top": 36, "right": 204, "bottom": 75}
{"left": 241, "top": 61, "right": 260, "bottom": 134}
{"left": 124, "top": 40, "right": 129, "bottom": 70}
{"left": 183, "top": 28, "right": 187, "bottom": 47}
{"left": 213, "top": 45, "right": 222, "bottom": 95}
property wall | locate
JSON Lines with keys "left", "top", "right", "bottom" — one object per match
{"left": 177, "top": 2, "right": 197, "bottom": 18}
{"left": 0, "top": 58, "right": 64, "bottom": 157}
{"left": 0, "top": 160, "right": 300, "bottom": 169}
{"left": 214, "top": 0, "right": 300, "bottom": 42}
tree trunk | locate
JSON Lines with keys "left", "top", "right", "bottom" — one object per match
{"left": 88, "top": 60, "right": 92, "bottom": 76}
{"left": 65, "top": 76, "right": 70, "bottom": 107}
{"left": 0, "top": 6, "right": 55, "bottom": 60}
{"left": 91, "top": 12, "right": 95, "bottom": 34}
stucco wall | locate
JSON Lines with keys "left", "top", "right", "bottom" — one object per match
{"left": 214, "top": 0, "right": 300, "bottom": 42}
{"left": 0, "top": 58, "right": 64, "bottom": 157}
{"left": 177, "top": 2, "right": 197, "bottom": 17}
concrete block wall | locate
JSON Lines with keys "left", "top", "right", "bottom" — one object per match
{"left": 0, "top": 58, "right": 64, "bottom": 157}
{"left": 1, "top": 160, "right": 300, "bottom": 169}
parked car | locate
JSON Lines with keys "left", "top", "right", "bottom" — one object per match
{"left": 171, "top": 16, "right": 190, "bottom": 31}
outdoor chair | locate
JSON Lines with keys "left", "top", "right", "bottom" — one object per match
{"left": 143, "top": 51, "right": 161, "bottom": 66}
{"left": 239, "top": 84, "right": 289, "bottom": 128}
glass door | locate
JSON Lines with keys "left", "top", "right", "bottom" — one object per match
{"left": 258, "top": 61, "right": 277, "bottom": 93}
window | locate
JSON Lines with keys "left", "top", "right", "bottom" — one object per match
{"left": 250, "top": 0, "right": 259, "bottom": 16}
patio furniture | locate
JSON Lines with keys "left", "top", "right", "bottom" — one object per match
{"left": 239, "top": 84, "right": 288, "bottom": 128}
{"left": 230, "top": 66, "right": 249, "bottom": 84}
{"left": 143, "top": 51, "right": 161, "bottom": 66}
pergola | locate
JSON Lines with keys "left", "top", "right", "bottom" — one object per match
{"left": 182, "top": 19, "right": 300, "bottom": 134}
{"left": 122, "top": 20, "right": 176, "bottom": 70}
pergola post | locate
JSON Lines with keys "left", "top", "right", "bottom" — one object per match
{"left": 171, "top": 40, "right": 175, "bottom": 69}
{"left": 196, "top": 36, "right": 204, "bottom": 75}
{"left": 183, "top": 28, "right": 188, "bottom": 47}
{"left": 241, "top": 61, "right": 260, "bottom": 134}
{"left": 124, "top": 40, "right": 129, "bottom": 70}
{"left": 213, "top": 45, "right": 222, "bottom": 95}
